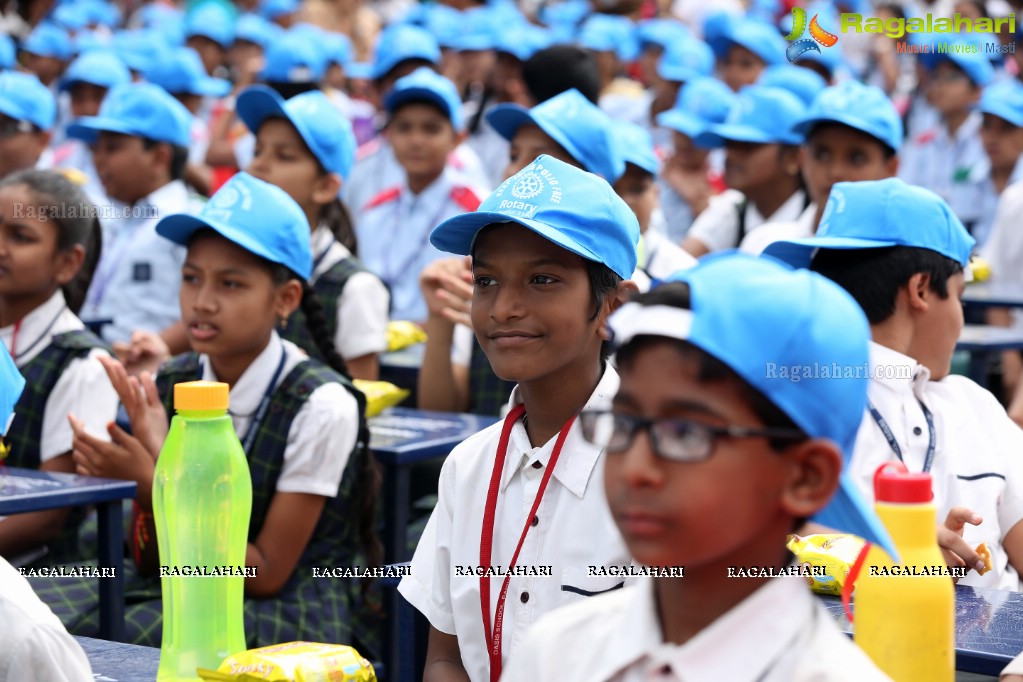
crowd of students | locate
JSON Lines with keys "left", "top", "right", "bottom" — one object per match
{"left": 5, "top": 0, "right": 1023, "bottom": 679}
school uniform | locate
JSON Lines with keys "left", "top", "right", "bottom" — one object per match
{"left": 981, "top": 181, "right": 1023, "bottom": 330}
{"left": 501, "top": 575, "right": 892, "bottom": 682}
{"left": 638, "top": 230, "right": 698, "bottom": 282}
{"left": 79, "top": 179, "right": 200, "bottom": 344}
{"left": 0, "top": 556, "right": 93, "bottom": 682}
{"left": 849, "top": 342, "right": 1023, "bottom": 591}
{"left": 398, "top": 364, "right": 632, "bottom": 682}
{"left": 280, "top": 225, "right": 389, "bottom": 363}
{"left": 898, "top": 112, "right": 988, "bottom": 232}
{"left": 686, "top": 188, "right": 809, "bottom": 254}
{"left": 355, "top": 167, "right": 482, "bottom": 322}
{"left": 961, "top": 156, "right": 1023, "bottom": 249}
{"left": 41, "top": 139, "right": 105, "bottom": 203}
{"left": 464, "top": 103, "right": 510, "bottom": 192}
{"left": 738, "top": 203, "right": 817, "bottom": 256}
{"left": 450, "top": 324, "right": 516, "bottom": 417}
{"left": 0, "top": 291, "right": 118, "bottom": 561}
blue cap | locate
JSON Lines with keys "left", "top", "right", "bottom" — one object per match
{"left": 487, "top": 88, "right": 625, "bottom": 181}
{"left": 52, "top": 2, "right": 90, "bottom": 31}
{"left": 346, "top": 61, "right": 372, "bottom": 80}
{"left": 184, "top": 2, "right": 236, "bottom": 48}
{"left": 707, "top": 17, "right": 785, "bottom": 66}
{"left": 22, "top": 22, "right": 73, "bottom": 61}
{"left": 614, "top": 122, "right": 658, "bottom": 177}
{"left": 260, "top": 29, "right": 327, "bottom": 83}
{"left": 448, "top": 6, "right": 503, "bottom": 52}
{"left": 657, "top": 77, "right": 737, "bottom": 140}
{"left": 72, "top": 30, "right": 111, "bottom": 56}
{"left": 371, "top": 24, "right": 441, "bottom": 81}
{"left": 238, "top": 85, "right": 357, "bottom": 179}
{"left": 980, "top": 79, "right": 1023, "bottom": 128}
{"left": 431, "top": 154, "right": 639, "bottom": 280}
{"left": 578, "top": 13, "right": 638, "bottom": 62}
{"left": 235, "top": 14, "right": 278, "bottom": 48}
{"left": 0, "top": 72, "right": 56, "bottom": 130}
{"left": 416, "top": 4, "right": 463, "bottom": 48}
{"left": 135, "top": 3, "right": 183, "bottom": 28}
{"left": 606, "top": 252, "right": 897, "bottom": 559}
{"left": 538, "top": 0, "right": 590, "bottom": 32}
{"left": 792, "top": 40, "right": 844, "bottom": 77}
{"left": 635, "top": 18, "right": 690, "bottom": 51}
{"left": 384, "top": 66, "right": 463, "bottom": 132}
{"left": 758, "top": 64, "right": 826, "bottom": 107}
{"left": 921, "top": 33, "right": 994, "bottom": 86}
{"left": 695, "top": 85, "right": 803, "bottom": 147}
{"left": 763, "top": 178, "right": 975, "bottom": 270}
{"left": 84, "top": 0, "right": 121, "bottom": 28}
{"left": 322, "top": 31, "right": 352, "bottom": 67}
{"left": 260, "top": 0, "right": 299, "bottom": 20}
{"left": 657, "top": 38, "right": 715, "bottom": 83}
{"left": 0, "top": 343, "right": 24, "bottom": 438}
{"left": 0, "top": 34, "right": 16, "bottom": 70}
{"left": 495, "top": 24, "right": 552, "bottom": 62}
{"left": 157, "top": 172, "right": 313, "bottom": 280}
{"left": 67, "top": 82, "right": 193, "bottom": 147}
{"left": 146, "top": 47, "right": 231, "bottom": 97}
{"left": 794, "top": 80, "right": 903, "bottom": 153}
{"left": 114, "top": 29, "right": 173, "bottom": 74}
{"left": 59, "top": 50, "right": 131, "bottom": 92}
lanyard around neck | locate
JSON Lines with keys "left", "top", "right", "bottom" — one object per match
{"left": 866, "top": 398, "right": 936, "bottom": 473}
{"left": 479, "top": 403, "right": 577, "bottom": 682}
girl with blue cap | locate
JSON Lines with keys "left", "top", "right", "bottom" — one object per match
{"left": 33, "top": 173, "right": 382, "bottom": 652}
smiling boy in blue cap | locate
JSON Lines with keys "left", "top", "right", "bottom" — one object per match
{"left": 765, "top": 177, "right": 1023, "bottom": 591}
{"left": 502, "top": 251, "right": 894, "bottom": 681}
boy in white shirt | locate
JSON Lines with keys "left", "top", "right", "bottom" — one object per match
{"left": 766, "top": 178, "right": 1023, "bottom": 590}
{"left": 503, "top": 252, "right": 895, "bottom": 681}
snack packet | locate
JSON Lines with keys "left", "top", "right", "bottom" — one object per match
{"left": 197, "top": 641, "right": 376, "bottom": 682}
{"left": 386, "top": 321, "right": 427, "bottom": 352}
{"left": 976, "top": 543, "right": 992, "bottom": 575}
{"left": 353, "top": 380, "right": 410, "bottom": 417}
{"left": 786, "top": 533, "right": 866, "bottom": 596}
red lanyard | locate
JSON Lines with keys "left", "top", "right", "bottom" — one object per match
{"left": 479, "top": 403, "right": 577, "bottom": 682}
{"left": 8, "top": 320, "right": 21, "bottom": 358}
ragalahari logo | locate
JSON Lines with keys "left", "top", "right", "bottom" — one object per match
{"left": 785, "top": 7, "right": 838, "bottom": 62}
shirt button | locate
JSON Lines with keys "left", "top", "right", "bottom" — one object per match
{"left": 913, "top": 426, "right": 923, "bottom": 436}
{"left": 531, "top": 515, "right": 539, "bottom": 527}
{"left": 531, "top": 461, "right": 543, "bottom": 469}
{"left": 520, "top": 591, "right": 529, "bottom": 603}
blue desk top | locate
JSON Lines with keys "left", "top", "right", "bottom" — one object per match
{"left": 821, "top": 585, "right": 1023, "bottom": 675}
{"left": 75, "top": 636, "right": 158, "bottom": 682}
{"left": 369, "top": 408, "right": 499, "bottom": 465}
{"left": 0, "top": 467, "right": 136, "bottom": 515}
{"left": 963, "top": 283, "right": 1023, "bottom": 309}
{"left": 956, "top": 324, "right": 1023, "bottom": 352}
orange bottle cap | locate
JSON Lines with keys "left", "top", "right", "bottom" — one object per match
{"left": 174, "top": 381, "right": 229, "bottom": 411}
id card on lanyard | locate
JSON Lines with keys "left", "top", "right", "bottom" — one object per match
{"left": 479, "top": 404, "right": 577, "bottom": 682}
{"left": 867, "top": 398, "right": 936, "bottom": 473}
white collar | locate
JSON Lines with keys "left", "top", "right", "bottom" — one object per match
{"left": 869, "top": 340, "right": 929, "bottom": 397}
{"left": 946, "top": 110, "right": 982, "bottom": 144}
{"left": 311, "top": 224, "right": 352, "bottom": 260}
{"left": 596, "top": 576, "right": 815, "bottom": 680}
{"left": 0, "top": 290, "right": 78, "bottom": 366}
{"left": 400, "top": 166, "right": 455, "bottom": 206}
{"left": 748, "top": 189, "right": 807, "bottom": 226}
{"left": 499, "top": 363, "right": 619, "bottom": 499}
{"left": 137, "top": 179, "right": 188, "bottom": 213}
{"left": 201, "top": 331, "right": 287, "bottom": 416}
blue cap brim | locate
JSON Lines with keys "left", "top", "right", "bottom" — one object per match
{"left": 657, "top": 65, "right": 701, "bottom": 83}
{"left": 347, "top": 62, "right": 372, "bottom": 79}
{"left": 815, "top": 474, "right": 900, "bottom": 562}
{"left": 0, "top": 101, "right": 30, "bottom": 126}
{"left": 763, "top": 235, "right": 899, "bottom": 269}
{"left": 156, "top": 213, "right": 312, "bottom": 279}
{"left": 656, "top": 110, "right": 706, "bottom": 139}
{"left": 66, "top": 116, "right": 139, "bottom": 143}
{"left": 980, "top": 103, "right": 1023, "bottom": 129}
{"left": 694, "top": 123, "right": 772, "bottom": 147}
{"left": 487, "top": 104, "right": 578, "bottom": 159}
{"left": 385, "top": 87, "right": 458, "bottom": 129}
{"left": 237, "top": 85, "right": 289, "bottom": 136}
{"left": 794, "top": 114, "right": 895, "bottom": 151}
{"left": 194, "top": 77, "right": 232, "bottom": 98}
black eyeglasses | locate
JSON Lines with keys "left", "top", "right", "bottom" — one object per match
{"left": 0, "top": 118, "right": 34, "bottom": 139}
{"left": 578, "top": 410, "right": 806, "bottom": 462}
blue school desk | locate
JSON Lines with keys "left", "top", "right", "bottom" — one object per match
{"left": 74, "top": 636, "right": 159, "bottom": 681}
{"left": 0, "top": 468, "right": 136, "bottom": 641}
{"left": 379, "top": 343, "right": 424, "bottom": 394}
{"left": 821, "top": 584, "right": 1023, "bottom": 675}
{"left": 962, "top": 283, "right": 1023, "bottom": 310}
{"left": 956, "top": 324, "right": 1023, "bottom": 388}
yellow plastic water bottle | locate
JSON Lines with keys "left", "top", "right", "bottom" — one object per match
{"left": 153, "top": 381, "right": 252, "bottom": 681}
{"left": 853, "top": 462, "right": 954, "bottom": 681}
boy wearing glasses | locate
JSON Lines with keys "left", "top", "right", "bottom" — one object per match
{"left": 503, "top": 253, "right": 895, "bottom": 681}
{"left": 0, "top": 72, "right": 55, "bottom": 182}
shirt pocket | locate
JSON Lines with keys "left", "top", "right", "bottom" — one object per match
{"left": 559, "top": 566, "right": 626, "bottom": 605}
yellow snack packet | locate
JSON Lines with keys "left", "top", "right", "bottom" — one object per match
{"left": 786, "top": 533, "right": 866, "bottom": 596}
{"left": 386, "top": 321, "right": 427, "bottom": 352}
{"left": 968, "top": 255, "right": 991, "bottom": 283}
{"left": 354, "top": 380, "right": 410, "bottom": 417}
{"left": 197, "top": 641, "right": 376, "bottom": 682}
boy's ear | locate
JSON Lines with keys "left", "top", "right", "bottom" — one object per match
{"left": 454, "top": 129, "right": 468, "bottom": 148}
{"left": 275, "top": 279, "right": 304, "bottom": 319}
{"left": 778, "top": 439, "right": 843, "bottom": 521}
{"left": 885, "top": 154, "right": 899, "bottom": 178}
{"left": 148, "top": 142, "right": 173, "bottom": 175}
{"left": 311, "top": 172, "right": 342, "bottom": 205}
{"left": 597, "top": 280, "right": 641, "bottom": 340}
{"left": 904, "top": 271, "right": 932, "bottom": 313}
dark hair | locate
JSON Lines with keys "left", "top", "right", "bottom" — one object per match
{"left": 810, "top": 246, "right": 963, "bottom": 325}
{"left": 523, "top": 45, "right": 601, "bottom": 104}
{"left": 805, "top": 121, "right": 899, "bottom": 160}
{"left": 265, "top": 80, "right": 319, "bottom": 100}
{"left": 375, "top": 58, "right": 437, "bottom": 88}
{"left": 389, "top": 98, "right": 454, "bottom": 129}
{"left": 0, "top": 169, "right": 102, "bottom": 315}
{"left": 616, "top": 281, "right": 807, "bottom": 451}
{"left": 141, "top": 139, "right": 188, "bottom": 182}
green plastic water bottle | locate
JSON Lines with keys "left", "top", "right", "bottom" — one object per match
{"left": 153, "top": 381, "right": 252, "bottom": 681}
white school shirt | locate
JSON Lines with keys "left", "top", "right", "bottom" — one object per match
{"left": 981, "top": 180, "right": 1023, "bottom": 331}
{"left": 79, "top": 180, "right": 199, "bottom": 344}
{"left": 898, "top": 112, "right": 988, "bottom": 231}
{"left": 0, "top": 556, "right": 93, "bottom": 682}
{"left": 398, "top": 365, "right": 632, "bottom": 682}
{"left": 0, "top": 291, "right": 118, "bottom": 462}
{"left": 354, "top": 166, "right": 483, "bottom": 322}
{"left": 738, "top": 203, "right": 818, "bottom": 255}
{"left": 849, "top": 342, "right": 1023, "bottom": 591}
{"left": 686, "top": 188, "right": 808, "bottom": 254}
{"left": 638, "top": 230, "right": 697, "bottom": 282}
{"left": 500, "top": 575, "right": 892, "bottom": 682}
{"left": 188, "top": 332, "right": 359, "bottom": 497}
{"left": 464, "top": 103, "right": 510, "bottom": 191}
{"left": 962, "top": 156, "right": 1023, "bottom": 249}
{"left": 309, "top": 225, "right": 389, "bottom": 360}
{"left": 41, "top": 138, "right": 105, "bottom": 202}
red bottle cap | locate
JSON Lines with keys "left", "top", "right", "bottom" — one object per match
{"left": 873, "top": 461, "right": 933, "bottom": 503}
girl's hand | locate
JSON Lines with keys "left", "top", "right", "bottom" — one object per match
{"left": 112, "top": 330, "right": 171, "bottom": 377}
{"left": 937, "top": 506, "right": 986, "bottom": 582}
{"left": 69, "top": 415, "right": 155, "bottom": 485}
{"left": 420, "top": 256, "right": 473, "bottom": 327}
{"left": 97, "top": 355, "right": 168, "bottom": 460}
